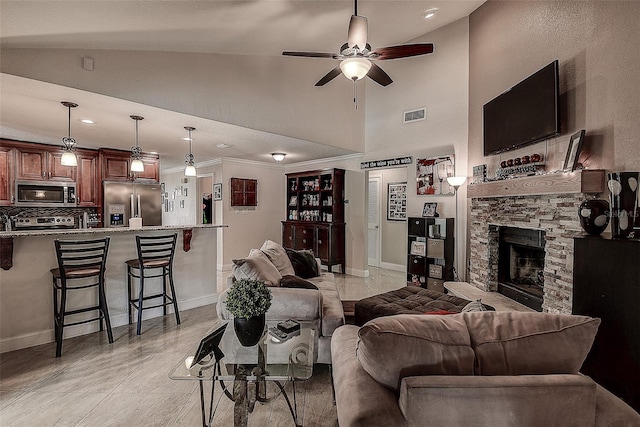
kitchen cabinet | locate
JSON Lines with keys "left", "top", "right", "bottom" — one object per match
{"left": 406, "top": 217, "right": 454, "bottom": 292}
{"left": 282, "top": 168, "right": 345, "bottom": 273}
{"left": 100, "top": 149, "right": 159, "bottom": 182}
{"left": 0, "top": 145, "right": 15, "bottom": 205}
{"left": 15, "top": 144, "right": 75, "bottom": 182}
{"left": 573, "top": 235, "right": 640, "bottom": 412}
{"left": 76, "top": 150, "right": 99, "bottom": 207}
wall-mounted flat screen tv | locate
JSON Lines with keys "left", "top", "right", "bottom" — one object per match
{"left": 483, "top": 60, "right": 560, "bottom": 156}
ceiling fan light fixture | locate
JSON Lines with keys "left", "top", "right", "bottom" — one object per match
{"left": 60, "top": 101, "right": 78, "bottom": 167}
{"left": 130, "top": 115, "right": 145, "bottom": 173}
{"left": 271, "top": 153, "right": 286, "bottom": 162}
{"left": 340, "top": 57, "right": 371, "bottom": 81}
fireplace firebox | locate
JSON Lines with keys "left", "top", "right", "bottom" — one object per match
{"left": 498, "top": 227, "right": 546, "bottom": 311}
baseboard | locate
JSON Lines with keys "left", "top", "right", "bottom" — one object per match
{"left": 379, "top": 262, "right": 405, "bottom": 272}
{"left": 344, "top": 267, "right": 368, "bottom": 277}
{"left": 0, "top": 294, "right": 218, "bottom": 354}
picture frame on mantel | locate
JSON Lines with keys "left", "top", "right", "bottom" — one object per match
{"left": 563, "top": 129, "right": 585, "bottom": 172}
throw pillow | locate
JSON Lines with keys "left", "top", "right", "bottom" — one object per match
{"left": 280, "top": 275, "right": 318, "bottom": 290}
{"left": 285, "top": 248, "right": 319, "bottom": 279}
{"left": 464, "top": 312, "right": 601, "bottom": 376}
{"left": 461, "top": 299, "right": 487, "bottom": 312}
{"left": 232, "top": 251, "right": 282, "bottom": 287}
{"left": 357, "top": 314, "right": 475, "bottom": 392}
{"left": 260, "top": 240, "right": 296, "bottom": 276}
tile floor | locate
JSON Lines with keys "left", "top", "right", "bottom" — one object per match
{"left": 1, "top": 267, "right": 405, "bottom": 427}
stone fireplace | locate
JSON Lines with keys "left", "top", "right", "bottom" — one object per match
{"left": 468, "top": 193, "right": 585, "bottom": 314}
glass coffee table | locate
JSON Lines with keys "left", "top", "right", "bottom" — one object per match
{"left": 170, "top": 320, "right": 315, "bottom": 427}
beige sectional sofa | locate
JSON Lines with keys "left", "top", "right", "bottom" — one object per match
{"left": 216, "top": 240, "right": 344, "bottom": 363}
{"left": 331, "top": 312, "right": 640, "bottom": 426}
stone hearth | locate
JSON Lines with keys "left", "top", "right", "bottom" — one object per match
{"left": 469, "top": 193, "right": 585, "bottom": 313}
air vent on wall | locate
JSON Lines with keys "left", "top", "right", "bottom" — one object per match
{"left": 403, "top": 108, "right": 426, "bottom": 123}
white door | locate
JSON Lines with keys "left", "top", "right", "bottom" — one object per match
{"left": 368, "top": 176, "right": 381, "bottom": 267}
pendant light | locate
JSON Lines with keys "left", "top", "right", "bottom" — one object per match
{"left": 184, "top": 126, "right": 196, "bottom": 176}
{"left": 130, "top": 115, "right": 145, "bottom": 172}
{"left": 60, "top": 101, "right": 78, "bottom": 167}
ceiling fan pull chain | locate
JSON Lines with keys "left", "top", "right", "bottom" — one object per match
{"left": 353, "top": 79, "right": 358, "bottom": 110}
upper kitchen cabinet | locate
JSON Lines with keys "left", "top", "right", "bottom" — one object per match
{"left": 0, "top": 144, "right": 15, "bottom": 205}
{"left": 76, "top": 149, "right": 99, "bottom": 207}
{"left": 15, "top": 143, "right": 75, "bottom": 182}
{"left": 100, "top": 149, "right": 159, "bottom": 182}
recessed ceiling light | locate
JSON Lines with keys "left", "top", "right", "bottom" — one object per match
{"left": 149, "top": 151, "right": 158, "bottom": 155}
{"left": 80, "top": 119, "right": 95, "bottom": 124}
{"left": 217, "top": 143, "right": 232, "bottom": 149}
{"left": 423, "top": 8, "right": 438, "bottom": 19}
{"left": 181, "top": 137, "right": 194, "bottom": 141}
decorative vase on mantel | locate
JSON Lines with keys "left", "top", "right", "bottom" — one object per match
{"left": 234, "top": 315, "right": 266, "bottom": 347}
{"left": 578, "top": 197, "right": 610, "bottom": 236}
{"left": 607, "top": 171, "right": 639, "bottom": 238}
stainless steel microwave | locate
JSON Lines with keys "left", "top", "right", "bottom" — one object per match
{"left": 15, "top": 180, "right": 77, "bottom": 207}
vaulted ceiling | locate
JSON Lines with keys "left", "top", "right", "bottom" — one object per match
{"left": 0, "top": 1, "right": 483, "bottom": 170}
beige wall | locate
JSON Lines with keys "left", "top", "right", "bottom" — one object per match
{"left": 1, "top": 48, "right": 365, "bottom": 153}
{"left": 365, "top": 17, "right": 470, "bottom": 279}
{"left": 218, "top": 159, "right": 285, "bottom": 269}
{"left": 468, "top": 1, "right": 640, "bottom": 177}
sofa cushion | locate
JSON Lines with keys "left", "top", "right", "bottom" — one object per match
{"left": 309, "top": 272, "right": 344, "bottom": 337}
{"left": 232, "top": 250, "right": 282, "bottom": 287}
{"left": 280, "top": 275, "right": 318, "bottom": 290}
{"left": 285, "top": 248, "right": 320, "bottom": 279}
{"left": 464, "top": 312, "right": 601, "bottom": 375}
{"left": 356, "top": 314, "right": 475, "bottom": 392}
{"left": 260, "top": 240, "right": 296, "bottom": 276}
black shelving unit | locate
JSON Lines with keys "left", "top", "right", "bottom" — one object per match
{"left": 406, "top": 217, "right": 454, "bottom": 292}
{"left": 572, "top": 235, "right": 640, "bottom": 412}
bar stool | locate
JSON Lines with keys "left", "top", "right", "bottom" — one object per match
{"left": 125, "top": 233, "right": 180, "bottom": 335}
{"left": 51, "top": 237, "right": 113, "bottom": 357}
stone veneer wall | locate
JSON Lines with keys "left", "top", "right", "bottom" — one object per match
{"left": 469, "top": 193, "right": 585, "bottom": 314}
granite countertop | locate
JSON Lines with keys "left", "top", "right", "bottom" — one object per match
{"left": 0, "top": 224, "right": 227, "bottom": 237}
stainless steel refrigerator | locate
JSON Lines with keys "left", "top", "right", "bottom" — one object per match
{"left": 103, "top": 181, "right": 162, "bottom": 227}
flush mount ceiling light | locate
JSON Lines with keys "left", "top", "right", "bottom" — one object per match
{"left": 60, "top": 101, "right": 78, "bottom": 167}
{"left": 217, "top": 143, "right": 232, "bottom": 149}
{"left": 423, "top": 8, "right": 438, "bottom": 19}
{"left": 184, "top": 126, "right": 197, "bottom": 176}
{"left": 271, "top": 153, "right": 286, "bottom": 162}
{"left": 130, "top": 115, "right": 145, "bottom": 172}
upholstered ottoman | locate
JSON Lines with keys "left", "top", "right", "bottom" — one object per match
{"left": 354, "top": 287, "right": 485, "bottom": 326}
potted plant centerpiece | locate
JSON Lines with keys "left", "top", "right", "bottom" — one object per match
{"left": 224, "top": 279, "right": 273, "bottom": 346}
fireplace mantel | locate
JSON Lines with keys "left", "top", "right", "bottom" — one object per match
{"left": 467, "top": 169, "right": 604, "bottom": 198}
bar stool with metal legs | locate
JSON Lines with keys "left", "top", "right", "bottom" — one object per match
{"left": 51, "top": 237, "right": 113, "bottom": 357}
{"left": 125, "top": 233, "right": 180, "bottom": 335}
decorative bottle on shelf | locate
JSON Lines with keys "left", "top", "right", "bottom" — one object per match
{"left": 607, "top": 172, "right": 639, "bottom": 238}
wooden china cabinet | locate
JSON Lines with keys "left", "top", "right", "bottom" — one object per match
{"left": 282, "top": 168, "right": 345, "bottom": 273}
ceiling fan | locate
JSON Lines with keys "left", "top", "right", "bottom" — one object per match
{"left": 282, "top": 0, "right": 434, "bottom": 89}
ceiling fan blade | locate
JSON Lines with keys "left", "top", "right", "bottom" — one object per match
{"left": 367, "top": 63, "right": 393, "bottom": 87}
{"left": 282, "top": 51, "right": 337, "bottom": 59}
{"left": 347, "top": 15, "right": 368, "bottom": 50}
{"left": 371, "top": 43, "right": 434, "bottom": 60}
{"left": 315, "top": 67, "right": 342, "bottom": 86}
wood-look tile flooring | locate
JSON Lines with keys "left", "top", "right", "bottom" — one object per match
{"left": 0, "top": 267, "right": 408, "bottom": 427}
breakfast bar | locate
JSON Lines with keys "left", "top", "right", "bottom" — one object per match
{"left": 0, "top": 224, "right": 226, "bottom": 353}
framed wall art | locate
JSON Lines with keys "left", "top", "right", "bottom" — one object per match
{"left": 213, "top": 183, "right": 222, "bottom": 201}
{"left": 387, "top": 182, "right": 407, "bottom": 221}
{"left": 416, "top": 155, "right": 455, "bottom": 195}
